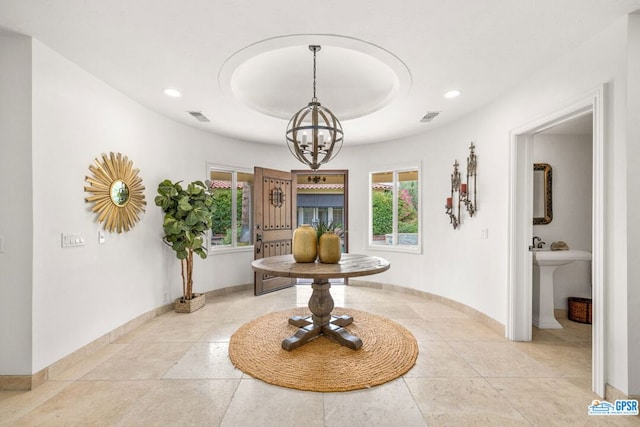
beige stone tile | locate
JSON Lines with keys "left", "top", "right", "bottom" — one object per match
{"left": 124, "top": 316, "right": 213, "bottom": 343}
{"left": 163, "top": 342, "right": 243, "bottom": 379}
{"left": 404, "top": 377, "right": 529, "bottom": 426}
{"left": 49, "top": 343, "right": 128, "bottom": 381}
{"left": 220, "top": 298, "right": 287, "bottom": 323}
{"left": 404, "top": 341, "right": 480, "bottom": 378}
{"left": 10, "top": 380, "right": 151, "bottom": 426}
{"left": 393, "top": 318, "right": 444, "bottom": 342}
{"left": 410, "top": 300, "right": 473, "bottom": 320}
{"left": 0, "top": 381, "right": 72, "bottom": 427}
{"left": 118, "top": 379, "right": 239, "bottom": 426}
{"left": 342, "top": 302, "right": 422, "bottom": 320}
{"left": 111, "top": 317, "right": 164, "bottom": 343}
{"left": 81, "top": 342, "right": 192, "bottom": 380}
{"left": 0, "top": 390, "right": 22, "bottom": 404}
{"left": 221, "top": 378, "right": 324, "bottom": 427}
{"left": 323, "top": 378, "right": 426, "bottom": 426}
{"left": 489, "top": 377, "right": 638, "bottom": 426}
{"left": 428, "top": 318, "right": 506, "bottom": 342}
{"left": 513, "top": 340, "right": 591, "bottom": 379}
{"left": 200, "top": 319, "right": 244, "bottom": 342}
{"left": 448, "top": 341, "right": 560, "bottom": 378}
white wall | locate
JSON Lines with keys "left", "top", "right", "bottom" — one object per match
{"left": 28, "top": 40, "right": 296, "bottom": 372}
{"left": 533, "top": 134, "right": 593, "bottom": 308}
{"left": 0, "top": 34, "right": 33, "bottom": 375}
{"left": 342, "top": 15, "right": 635, "bottom": 394}
{"left": 626, "top": 11, "right": 640, "bottom": 396}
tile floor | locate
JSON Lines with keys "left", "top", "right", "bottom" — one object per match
{"left": 1, "top": 284, "right": 637, "bottom": 426}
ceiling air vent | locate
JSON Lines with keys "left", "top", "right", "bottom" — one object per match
{"left": 420, "top": 111, "right": 440, "bottom": 123}
{"left": 187, "top": 111, "right": 210, "bottom": 122}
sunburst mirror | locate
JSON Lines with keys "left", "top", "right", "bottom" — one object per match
{"left": 84, "top": 152, "right": 146, "bottom": 233}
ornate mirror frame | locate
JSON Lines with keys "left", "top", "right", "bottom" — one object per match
{"left": 533, "top": 163, "right": 552, "bottom": 225}
{"left": 84, "top": 152, "right": 146, "bottom": 233}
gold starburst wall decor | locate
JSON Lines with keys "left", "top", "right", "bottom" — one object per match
{"left": 84, "top": 152, "right": 146, "bottom": 233}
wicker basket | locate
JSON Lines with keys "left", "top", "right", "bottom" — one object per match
{"left": 568, "top": 297, "right": 592, "bottom": 324}
{"left": 175, "top": 293, "right": 205, "bottom": 313}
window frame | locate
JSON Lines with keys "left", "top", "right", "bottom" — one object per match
{"left": 368, "top": 165, "right": 421, "bottom": 254}
{"left": 207, "top": 163, "right": 254, "bottom": 254}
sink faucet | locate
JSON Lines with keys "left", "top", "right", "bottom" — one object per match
{"left": 532, "top": 236, "right": 546, "bottom": 249}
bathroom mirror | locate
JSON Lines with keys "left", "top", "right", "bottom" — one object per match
{"left": 533, "top": 163, "right": 552, "bottom": 224}
{"left": 85, "top": 152, "right": 146, "bottom": 233}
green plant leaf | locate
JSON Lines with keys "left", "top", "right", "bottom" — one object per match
{"left": 178, "top": 196, "right": 193, "bottom": 212}
{"left": 194, "top": 247, "right": 207, "bottom": 259}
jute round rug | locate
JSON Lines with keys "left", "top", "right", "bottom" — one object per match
{"left": 228, "top": 307, "right": 418, "bottom": 392}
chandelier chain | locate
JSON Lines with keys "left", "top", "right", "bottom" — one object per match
{"left": 312, "top": 47, "right": 317, "bottom": 102}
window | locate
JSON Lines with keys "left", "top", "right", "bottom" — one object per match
{"left": 208, "top": 166, "right": 254, "bottom": 250}
{"left": 369, "top": 168, "right": 420, "bottom": 252}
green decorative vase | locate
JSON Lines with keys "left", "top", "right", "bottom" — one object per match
{"left": 318, "top": 231, "right": 341, "bottom": 264}
{"left": 292, "top": 224, "right": 317, "bottom": 262}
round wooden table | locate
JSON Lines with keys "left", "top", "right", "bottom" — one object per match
{"left": 251, "top": 254, "right": 390, "bottom": 351}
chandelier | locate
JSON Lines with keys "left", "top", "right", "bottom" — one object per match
{"left": 286, "top": 45, "right": 343, "bottom": 171}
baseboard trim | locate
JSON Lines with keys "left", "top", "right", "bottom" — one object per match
{"left": 605, "top": 383, "right": 639, "bottom": 401}
{"left": 0, "top": 284, "right": 252, "bottom": 391}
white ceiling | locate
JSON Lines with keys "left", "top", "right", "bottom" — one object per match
{"left": 1, "top": 0, "right": 638, "bottom": 146}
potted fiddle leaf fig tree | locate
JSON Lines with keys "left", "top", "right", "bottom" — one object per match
{"left": 155, "top": 179, "right": 216, "bottom": 313}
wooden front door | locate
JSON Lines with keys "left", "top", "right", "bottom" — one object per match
{"left": 253, "top": 167, "right": 297, "bottom": 295}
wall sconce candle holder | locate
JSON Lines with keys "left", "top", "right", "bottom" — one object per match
{"left": 445, "top": 142, "right": 478, "bottom": 230}
{"left": 445, "top": 160, "right": 461, "bottom": 229}
{"left": 460, "top": 142, "right": 477, "bottom": 216}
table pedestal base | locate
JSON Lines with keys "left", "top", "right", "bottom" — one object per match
{"left": 281, "top": 279, "right": 362, "bottom": 351}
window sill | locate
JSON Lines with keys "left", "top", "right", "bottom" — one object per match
{"left": 367, "top": 244, "right": 422, "bottom": 255}
{"left": 208, "top": 245, "right": 254, "bottom": 255}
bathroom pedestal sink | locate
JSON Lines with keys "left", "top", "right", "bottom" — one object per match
{"left": 532, "top": 249, "right": 592, "bottom": 329}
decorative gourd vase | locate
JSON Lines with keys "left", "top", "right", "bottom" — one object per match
{"left": 318, "top": 231, "right": 341, "bottom": 264}
{"left": 292, "top": 224, "right": 317, "bottom": 262}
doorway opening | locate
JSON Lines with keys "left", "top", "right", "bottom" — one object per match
{"left": 293, "top": 169, "right": 348, "bottom": 285}
{"left": 508, "top": 86, "right": 605, "bottom": 396}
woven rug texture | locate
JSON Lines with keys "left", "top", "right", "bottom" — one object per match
{"left": 228, "top": 307, "right": 418, "bottom": 392}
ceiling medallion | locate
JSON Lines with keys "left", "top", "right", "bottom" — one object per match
{"left": 84, "top": 152, "right": 146, "bottom": 233}
{"left": 286, "top": 45, "right": 343, "bottom": 171}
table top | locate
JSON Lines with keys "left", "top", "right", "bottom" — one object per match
{"left": 251, "top": 253, "right": 390, "bottom": 279}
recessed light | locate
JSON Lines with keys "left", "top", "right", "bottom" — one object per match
{"left": 164, "top": 88, "right": 181, "bottom": 97}
{"left": 444, "top": 90, "right": 461, "bottom": 99}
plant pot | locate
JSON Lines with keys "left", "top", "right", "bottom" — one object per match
{"left": 175, "top": 293, "right": 205, "bottom": 313}
{"left": 318, "top": 232, "right": 341, "bottom": 264}
{"left": 292, "top": 224, "right": 317, "bottom": 262}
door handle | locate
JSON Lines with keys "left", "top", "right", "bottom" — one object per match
{"left": 255, "top": 232, "right": 262, "bottom": 254}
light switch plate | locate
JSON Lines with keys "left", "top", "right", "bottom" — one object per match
{"left": 61, "top": 233, "right": 85, "bottom": 248}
